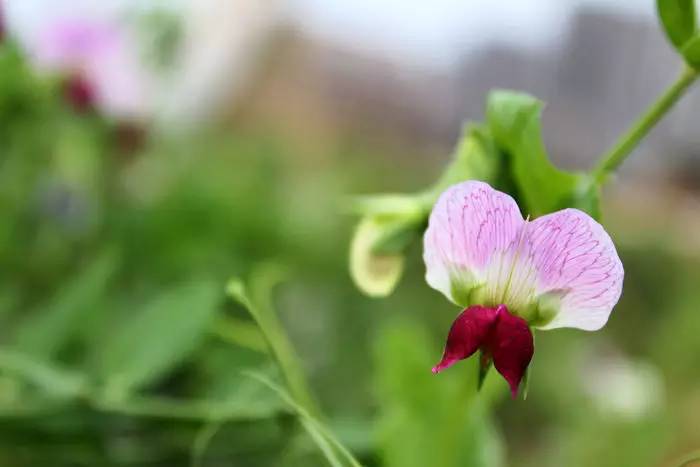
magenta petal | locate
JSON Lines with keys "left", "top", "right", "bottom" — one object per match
{"left": 432, "top": 306, "right": 499, "bottom": 374}
{"left": 489, "top": 306, "right": 534, "bottom": 398}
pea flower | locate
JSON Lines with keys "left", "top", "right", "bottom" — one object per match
{"left": 425, "top": 181, "right": 623, "bottom": 397}
{"left": 29, "top": 14, "right": 149, "bottom": 119}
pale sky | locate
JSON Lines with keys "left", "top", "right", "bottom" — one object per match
{"left": 288, "top": 0, "right": 652, "bottom": 67}
{"left": 5, "top": 0, "right": 654, "bottom": 69}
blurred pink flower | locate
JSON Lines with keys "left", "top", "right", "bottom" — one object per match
{"left": 0, "top": 0, "right": 5, "bottom": 43}
{"left": 30, "top": 15, "right": 149, "bottom": 119}
{"left": 425, "top": 181, "right": 624, "bottom": 397}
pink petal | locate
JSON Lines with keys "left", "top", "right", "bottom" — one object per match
{"left": 32, "top": 17, "right": 123, "bottom": 71}
{"left": 84, "top": 46, "right": 150, "bottom": 119}
{"left": 424, "top": 181, "right": 524, "bottom": 305}
{"left": 432, "top": 305, "right": 499, "bottom": 373}
{"left": 30, "top": 16, "right": 150, "bottom": 120}
{"left": 527, "top": 208, "right": 624, "bottom": 331}
{"left": 490, "top": 305, "right": 534, "bottom": 398}
{"left": 0, "top": 2, "right": 5, "bottom": 43}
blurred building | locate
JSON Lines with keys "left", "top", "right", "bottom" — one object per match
{"left": 241, "top": 5, "right": 700, "bottom": 182}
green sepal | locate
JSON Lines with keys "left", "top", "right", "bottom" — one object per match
{"left": 681, "top": 33, "right": 700, "bottom": 68}
{"left": 521, "top": 331, "right": 535, "bottom": 400}
{"left": 477, "top": 350, "right": 492, "bottom": 391}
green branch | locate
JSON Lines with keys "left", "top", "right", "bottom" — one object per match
{"left": 593, "top": 66, "right": 699, "bottom": 184}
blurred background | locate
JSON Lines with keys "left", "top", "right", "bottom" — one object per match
{"left": 0, "top": 0, "right": 699, "bottom": 466}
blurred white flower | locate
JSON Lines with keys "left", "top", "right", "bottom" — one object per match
{"left": 159, "top": 0, "right": 285, "bottom": 125}
{"left": 580, "top": 344, "right": 664, "bottom": 419}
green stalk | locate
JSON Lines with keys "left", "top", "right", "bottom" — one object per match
{"left": 227, "top": 275, "right": 320, "bottom": 416}
{"left": 593, "top": 66, "right": 699, "bottom": 184}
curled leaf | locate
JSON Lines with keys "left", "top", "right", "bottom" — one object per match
{"left": 348, "top": 124, "right": 502, "bottom": 298}
{"left": 350, "top": 217, "right": 411, "bottom": 297}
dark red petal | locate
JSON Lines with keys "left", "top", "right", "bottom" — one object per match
{"left": 489, "top": 305, "right": 534, "bottom": 398}
{"left": 432, "top": 305, "right": 499, "bottom": 374}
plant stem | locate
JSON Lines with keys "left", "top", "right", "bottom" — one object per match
{"left": 244, "top": 372, "right": 363, "bottom": 467}
{"left": 674, "top": 449, "right": 700, "bottom": 467}
{"left": 227, "top": 272, "right": 320, "bottom": 416}
{"left": 593, "top": 66, "right": 699, "bottom": 184}
{"left": 89, "top": 394, "right": 278, "bottom": 421}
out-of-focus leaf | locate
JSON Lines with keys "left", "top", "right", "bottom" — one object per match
{"left": 191, "top": 421, "right": 225, "bottom": 467}
{"left": 211, "top": 315, "right": 268, "bottom": 353}
{"left": 0, "top": 349, "right": 86, "bottom": 399}
{"left": 373, "top": 320, "right": 504, "bottom": 467}
{"left": 681, "top": 33, "right": 700, "bottom": 66}
{"left": 92, "top": 390, "right": 284, "bottom": 421}
{"left": 12, "top": 250, "right": 119, "bottom": 360}
{"left": 96, "top": 279, "right": 221, "bottom": 395}
{"left": 346, "top": 194, "right": 425, "bottom": 218}
{"left": 0, "top": 285, "right": 20, "bottom": 324}
{"left": 429, "top": 123, "right": 501, "bottom": 194}
{"left": 657, "top": 0, "right": 697, "bottom": 50}
{"left": 572, "top": 174, "right": 602, "bottom": 220}
{"left": 486, "top": 90, "right": 599, "bottom": 218}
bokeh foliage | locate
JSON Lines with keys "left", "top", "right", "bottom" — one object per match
{"left": 0, "top": 12, "right": 699, "bottom": 467}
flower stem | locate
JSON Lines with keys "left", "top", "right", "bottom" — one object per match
{"left": 592, "top": 66, "right": 699, "bottom": 184}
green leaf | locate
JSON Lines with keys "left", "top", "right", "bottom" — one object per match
{"left": 92, "top": 390, "right": 283, "bottom": 421}
{"left": 571, "top": 174, "right": 602, "bottom": 220}
{"left": 0, "top": 349, "right": 87, "bottom": 400}
{"left": 211, "top": 315, "right": 268, "bottom": 353}
{"left": 657, "top": 0, "right": 697, "bottom": 50}
{"left": 430, "top": 123, "right": 501, "bottom": 194}
{"left": 681, "top": 33, "right": 700, "bottom": 66}
{"left": 11, "top": 250, "right": 119, "bottom": 360}
{"left": 486, "top": 90, "right": 599, "bottom": 218}
{"left": 346, "top": 194, "right": 426, "bottom": 218}
{"left": 191, "top": 421, "right": 225, "bottom": 467}
{"left": 96, "top": 279, "right": 221, "bottom": 395}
